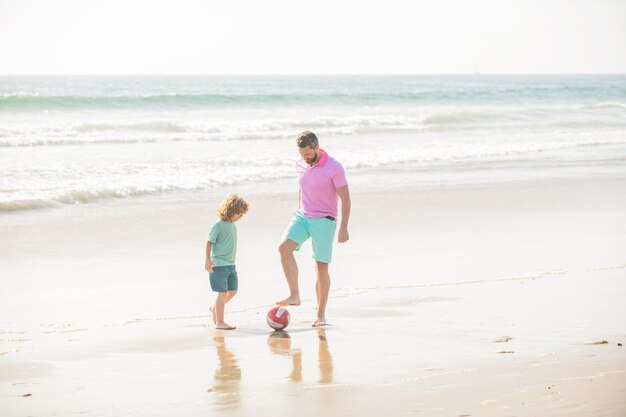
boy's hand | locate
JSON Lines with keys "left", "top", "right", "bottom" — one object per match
{"left": 205, "top": 260, "right": 214, "bottom": 273}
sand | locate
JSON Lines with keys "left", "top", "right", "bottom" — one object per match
{"left": 1, "top": 170, "right": 625, "bottom": 416}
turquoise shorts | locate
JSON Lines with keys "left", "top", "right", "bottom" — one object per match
{"left": 283, "top": 211, "right": 337, "bottom": 263}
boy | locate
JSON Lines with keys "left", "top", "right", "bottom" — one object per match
{"left": 205, "top": 193, "right": 249, "bottom": 330}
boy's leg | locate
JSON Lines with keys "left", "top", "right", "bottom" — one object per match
{"left": 209, "top": 266, "right": 229, "bottom": 326}
{"left": 214, "top": 292, "right": 226, "bottom": 323}
{"left": 212, "top": 291, "right": 235, "bottom": 325}
{"left": 210, "top": 267, "right": 236, "bottom": 329}
{"left": 225, "top": 290, "right": 237, "bottom": 303}
{"left": 277, "top": 239, "right": 301, "bottom": 306}
{"left": 313, "top": 261, "right": 330, "bottom": 327}
{"left": 209, "top": 305, "right": 217, "bottom": 324}
{"left": 214, "top": 292, "right": 235, "bottom": 330}
{"left": 225, "top": 267, "right": 238, "bottom": 304}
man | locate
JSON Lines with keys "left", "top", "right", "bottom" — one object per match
{"left": 276, "top": 130, "right": 351, "bottom": 327}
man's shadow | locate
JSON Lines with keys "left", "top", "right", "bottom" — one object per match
{"left": 208, "top": 335, "right": 242, "bottom": 406}
{"left": 267, "top": 329, "right": 333, "bottom": 383}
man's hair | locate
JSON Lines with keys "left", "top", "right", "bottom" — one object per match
{"left": 217, "top": 193, "right": 249, "bottom": 221}
{"left": 296, "top": 130, "right": 319, "bottom": 148}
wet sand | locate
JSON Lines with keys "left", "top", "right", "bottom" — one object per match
{"left": 1, "top": 173, "right": 625, "bottom": 416}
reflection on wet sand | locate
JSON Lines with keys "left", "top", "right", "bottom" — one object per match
{"left": 208, "top": 335, "right": 241, "bottom": 407}
{"left": 267, "top": 331, "right": 302, "bottom": 381}
{"left": 317, "top": 329, "right": 333, "bottom": 384}
{"left": 267, "top": 329, "right": 333, "bottom": 384}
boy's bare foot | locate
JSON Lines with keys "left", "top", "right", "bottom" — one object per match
{"left": 209, "top": 306, "right": 216, "bottom": 324}
{"left": 215, "top": 323, "right": 236, "bottom": 330}
{"left": 276, "top": 295, "right": 301, "bottom": 306}
{"left": 312, "top": 318, "right": 329, "bottom": 327}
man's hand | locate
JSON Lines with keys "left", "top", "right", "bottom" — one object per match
{"left": 338, "top": 227, "right": 349, "bottom": 243}
{"left": 205, "top": 259, "right": 214, "bottom": 273}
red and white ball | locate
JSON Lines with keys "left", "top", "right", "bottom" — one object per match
{"left": 266, "top": 306, "right": 290, "bottom": 330}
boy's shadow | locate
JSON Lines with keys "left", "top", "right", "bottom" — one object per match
{"left": 267, "top": 329, "right": 333, "bottom": 383}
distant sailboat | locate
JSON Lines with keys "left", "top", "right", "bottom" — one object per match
{"left": 473, "top": 62, "right": 481, "bottom": 75}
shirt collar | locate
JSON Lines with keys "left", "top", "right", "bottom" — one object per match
{"left": 312, "top": 148, "right": 329, "bottom": 167}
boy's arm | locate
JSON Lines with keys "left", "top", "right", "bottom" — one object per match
{"left": 336, "top": 184, "right": 351, "bottom": 243}
{"left": 205, "top": 241, "right": 214, "bottom": 272}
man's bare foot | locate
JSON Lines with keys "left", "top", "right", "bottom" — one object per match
{"left": 209, "top": 306, "right": 216, "bottom": 324}
{"left": 312, "top": 318, "right": 329, "bottom": 327}
{"left": 276, "top": 295, "right": 301, "bottom": 306}
{"left": 215, "top": 322, "right": 236, "bottom": 330}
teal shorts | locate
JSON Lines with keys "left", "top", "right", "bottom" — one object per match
{"left": 209, "top": 265, "right": 238, "bottom": 293}
{"left": 283, "top": 211, "right": 337, "bottom": 263}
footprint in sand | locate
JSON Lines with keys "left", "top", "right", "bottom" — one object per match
{"left": 494, "top": 336, "right": 513, "bottom": 343}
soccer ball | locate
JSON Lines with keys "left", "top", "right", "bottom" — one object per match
{"left": 266, "top": 306, "right": 290, "bottom": 330}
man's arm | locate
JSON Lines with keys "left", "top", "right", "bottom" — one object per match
{"left": 336, "top": 185, "right": 351, "bottom": 243}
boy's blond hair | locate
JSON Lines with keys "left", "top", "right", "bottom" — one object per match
{"left": 217, "top": 193, "right": 249, "bottom": 221}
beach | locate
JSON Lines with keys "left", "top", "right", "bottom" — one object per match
{"left": 1, "top": 170, "right": 625, "bottom": 416}
{"left": 1, "top": 75, "right": 625, "bottom": 416}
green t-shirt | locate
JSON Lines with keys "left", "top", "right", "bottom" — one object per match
{"left": 207, "top": 219, "right": 237, "bottom": 266}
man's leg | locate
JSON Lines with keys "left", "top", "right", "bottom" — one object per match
{"left": 277, "top": 239, "right": 301, "bottom": 306}
{"left": 313, "top": 260, "right": 330, "bottom": 326}
{"left": 310, "top": 217, "right": 336, "bottom": 326}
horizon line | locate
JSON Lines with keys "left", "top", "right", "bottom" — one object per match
{"left": 1, "top": 72, "right": 625, "bottom": 77}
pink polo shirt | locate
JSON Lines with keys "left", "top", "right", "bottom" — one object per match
{"left": 297, "top": 149, "right": 348, "bottom": 218}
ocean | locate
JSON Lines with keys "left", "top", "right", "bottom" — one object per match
{"left": 1, "top": 74, "right": 625, "bottom": 212}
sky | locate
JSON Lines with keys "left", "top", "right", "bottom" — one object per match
{"left": 0, "top": 0, "right": 625, "bottom": 75}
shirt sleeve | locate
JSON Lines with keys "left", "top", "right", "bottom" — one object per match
{"left": 332, "top": 163, "right": 348, "bottom": 189}
{"left": 208, "top": 221, "right": 221, "bottom": 243}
